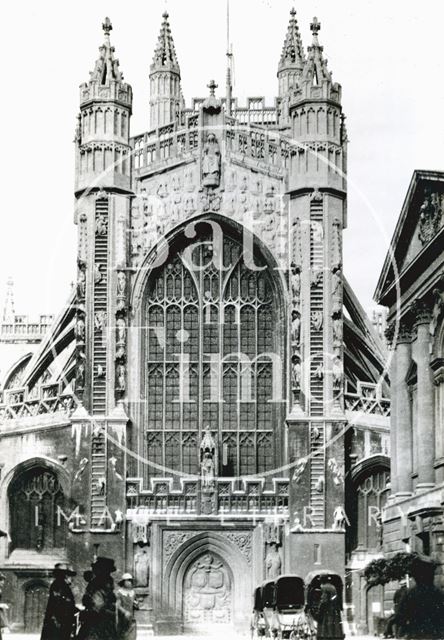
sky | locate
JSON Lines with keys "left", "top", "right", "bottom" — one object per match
{"left": 0, "top": 0, "right": 443, "bottom": 318}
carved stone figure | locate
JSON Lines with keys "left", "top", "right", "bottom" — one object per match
{"left": 134, "top": 545, "right": 150, "bottom": 587}
{"left": 76, "top": 361, "right": 85, "bottom": 390}
{"left": 116, "top": 317, "right": 126, "bottom": 344}
{"left": 117, "top": 271, "right": 126, "bottom": 297}
{"left": 202, "top": 133, "right": 221, "bottom": 187}
{"left": 332, "top": 505, "right": 347, "bottom": 530}
{"left": 311, "top": 268, "right": 323, "bottom": 288}
{"left": 291, "top": 356, "right": 301, "bottom": 389}
{"left": 311, "top": 220, "right": 324, "bottom": 243}
{"left": 418, "top": 190, "right": 442, "bottom": 244}
{"left": 332, "top": 269, "right": 342, "bottom": 296}
{"left": 311, "top": 310, "right": 323, "bottom": 331}
{"left": 292, "top": 456, "right": 308, "bottom": 483}
{"left": 291, "top": 311, "right": 301, "bottom": 346}
{"left": 201, "top": 452, "right": 215, "bottom": 489}
{"left": 96, "top": 213, "right": 108, "bottom": 236}
{"left": 290, "top": 262, "right": 301, "bottom": 304}
{"left": 265, "top": 543, "right": 282, "bottom": 579}
{"left": 75, "top": 316, "right": 85, "bottom": 341}
{"left": 333, "top": 317, "right": 343, "bottom": 346}
{"left": 200, "top": 428, "right": 217, "bottom": 489}
{"left": 314, "top": 361, "right": 324, "bottom": 380}
{"left": 332, "top": 357, "right": 343, "bottom": 390}
{"left": 116, "top": 364, "right": 126, "bottom": 392}
{"left": 94, "top": 263, "right": 103, "bottom": 284}
{"left": 77, "top": 267, "right": 86, "bottom": 299}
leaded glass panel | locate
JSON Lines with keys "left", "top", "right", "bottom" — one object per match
{"left": 144, "top": 230, "right": 280, "bottom": 480}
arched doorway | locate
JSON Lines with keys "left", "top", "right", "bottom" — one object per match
{"left": 24, "top": 581, "right": 49, "bottom": 632}
{"left": 183, "top": 552, "right": 232, "bottom": 627}
{"left": 8, "top": 466, "right": 67, "bottom": 551}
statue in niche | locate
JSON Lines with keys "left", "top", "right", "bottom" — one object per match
{"left": 117, "top": 271, "right": 126, "bottom": 297}
{"left": 134, "top": 544, "right": 150, "bottom": 588}
{"left": 75, "top": 316, "right": 85, "bottom": 341}
{"left": 291, "top": 311, "right": 301, "bottom": 347}
{"left": 332, "top": 357, "right": 343, "bottom": 390}
{"left": 290, "top": 262, "right": 301, "bottom": 304}
{"left": 333, "top": 317, "right": 343, "bottom": 347}
{"left": 200, "top": 427, "right": 217, "bottom": 489}
{"left": 265, "top": 543, "right": 282, "bottom": 579}
{"left": 202, "top": 133, "right": 221, "bottom": 188}
{"left": 291, "top": 355, "right": 301, "bottom": 390}
{"left": 77, "top": 266, "right": 86, "bottom": 299}
{"left": 116, "top": 317, "right": 126, "bottom": 344}
{"left": 116, "top": 363, "right": 126, "bottom": 392}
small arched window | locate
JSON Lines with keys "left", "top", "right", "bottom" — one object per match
{"left": 8, "top": 467, "right": 67, "bottom": 551}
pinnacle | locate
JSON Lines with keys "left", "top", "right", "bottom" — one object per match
{"left": 88, "top": 17, "right": 124, "bottom": 85}
{"left": 279, "top": 7, "right": 305, "bottom": 71}
{"left": 151, "top": 11, "right": 180, "bottom": 72}
{"left": 302, "top": 16, "right": 332, "bottom": 85}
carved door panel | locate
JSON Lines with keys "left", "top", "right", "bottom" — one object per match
{"left": 24, "top": 583, "right": 49, "bottom": 632}
{"left": 183, "top": 553, "right": 232, "bottom": 625}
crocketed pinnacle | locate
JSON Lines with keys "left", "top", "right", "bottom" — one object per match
{"left": 302, "top": 17, "right": 332, "bottom": 84}
{"left": 89, "top": 17, "right": 124, "bottom": 85}
{"left": 151, "top": 11, "right": 180, "bottom": 74}
{"left": 278, "top": 7, "right": 305, "bottom": 72}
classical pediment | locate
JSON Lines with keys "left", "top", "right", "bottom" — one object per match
{"left": 375, "top": 170, "right": 444, "bottom": 305}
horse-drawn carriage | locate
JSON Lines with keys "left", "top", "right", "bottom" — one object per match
{"left": 251, "top": 571, "right": 343, "bottom": 640}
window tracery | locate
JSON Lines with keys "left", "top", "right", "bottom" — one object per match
{"left": 144, "top": 231, "right": 280, "bottom": 480}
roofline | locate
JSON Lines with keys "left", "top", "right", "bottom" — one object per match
{"left": 374, "top": 169, "right": 444, "bottom": 304}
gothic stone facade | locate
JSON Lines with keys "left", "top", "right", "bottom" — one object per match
{"left": 0, "top": 11, "right": 389, "bottom": 633}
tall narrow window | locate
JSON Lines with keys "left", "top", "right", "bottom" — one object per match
{"left": 143, "top": 228, "right": 282, "bottom": 481}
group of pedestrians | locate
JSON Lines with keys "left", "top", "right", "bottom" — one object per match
{"left": 40, "top": 557, "right": 138, "bottom": 640}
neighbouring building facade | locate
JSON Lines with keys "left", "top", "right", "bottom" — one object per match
{"left": 0, "top": 10, "right": 390, "bottom": 634}
{"left": 375, "top": 170, "right": 444, "bottom": 611}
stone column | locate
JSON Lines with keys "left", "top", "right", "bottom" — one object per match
{"left": 395, "top": 323, "right": 413, "bottom": 497}
{"left": 414, "top": 302, "right": 435, "bottom": 490}
{"left": 387, "top": 327, "right": 398, "bottom": 496}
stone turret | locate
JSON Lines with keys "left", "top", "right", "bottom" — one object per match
{"left": 149, "top": 12, "right": 183, "bottom": 129}
{"left": 72, "top": 18, "right": 130, "bottom": 534}
{"left": 287, "top": 17, "right": 347, "bottom": 567}
{"left": 75, "top": 17, "right": 133, "bottom": 195}
{"left": 277, "top": 8, "right": 305, "bottom": 128}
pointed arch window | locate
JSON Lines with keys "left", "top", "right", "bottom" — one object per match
{"left": 143, "top": 228, "right": 283, "bottom": 482}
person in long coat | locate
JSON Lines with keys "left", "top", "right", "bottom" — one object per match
{"left": 316, "top": 578, "right": 344, "bottom": 640}
{"left": 77, "top": 557, "right": 117, "bottom": 640}
{"left": 116, "top": 573, "right": 139, "bottom": 640}
{"left": 40, "top": 563, "right": 77, "bottom": 640}
{"left": 0, "top": 572, "right": 8, "bottom": 640}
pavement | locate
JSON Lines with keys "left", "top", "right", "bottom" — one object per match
{"left": 1, "top": 634, "right": 378, "bottom": 639}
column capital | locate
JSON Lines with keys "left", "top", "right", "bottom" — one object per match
{"left": 410, "top": 297, "right": 432, "bottom": 327}
{"left": 385, "top": 321, "right": 395, "bottom": 346}
{"left": 396, "top": 320, "right": 413, "bottom": 345}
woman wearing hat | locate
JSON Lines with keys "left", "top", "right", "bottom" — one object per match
{"left": 78, "top": 557, "right": 117, "bottom": 640}
{"left": 116, "top": 574, "right": 139, "bottom": 640}
{"left": 40, "top": 563, "right": 77, "bottom": 640}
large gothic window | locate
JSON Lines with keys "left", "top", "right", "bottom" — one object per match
{"left": 8, "top": 467, "right": 67, "bottom": 551}
{"left": 143, "top": 226, "right": 283, "bottom": 480}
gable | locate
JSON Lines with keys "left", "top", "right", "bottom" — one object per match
{"left": 374, "top": 170, "right": 444, "bottom": 305}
